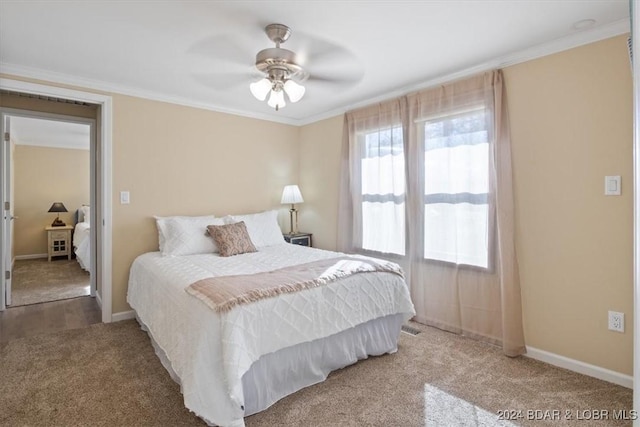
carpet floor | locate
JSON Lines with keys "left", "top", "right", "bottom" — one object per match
{"left": 0, "top": 320, "right": 632, "bottom": 426}
{"left": 11, "top": 258, "right": 90, "bottom": 307}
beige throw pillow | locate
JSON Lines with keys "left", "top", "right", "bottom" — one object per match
{"left": 207, "top": 221, "right": 257, "bottom": 257}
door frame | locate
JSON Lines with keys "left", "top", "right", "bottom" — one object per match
{"left": 2, "top": 114, "right": 12, "bottom": 307}
{"left": 0, "top": 78, "right": 113, "bottom": 323}
{"left": 1, "top": 109, "right": 97, "bottom": 300}
{"left": 634, "top": 0, "right": 640, "bottom": 421}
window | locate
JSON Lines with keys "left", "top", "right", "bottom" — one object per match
{"left": 421, "top": 108, "right": 491, "bottom": 268}
{"left": 342, "top": 72, "right": 524, "bottom": 353}
{"left": 355, "top": 109, "right": 492, "bottom": 267}
{"left": 359, "top": 126, "right": 405, "bottom": 255}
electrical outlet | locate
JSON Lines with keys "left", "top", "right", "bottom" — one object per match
{"left": 608, "top": 311, "right": 624, "bottom": 333}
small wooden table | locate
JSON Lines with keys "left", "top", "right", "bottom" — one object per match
{"left": 46, "top": 225, "right": 73, "bottom": 261}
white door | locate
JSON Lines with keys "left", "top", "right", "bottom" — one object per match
{"left": 1, "top": 113, "right": 13, "bottom": 309}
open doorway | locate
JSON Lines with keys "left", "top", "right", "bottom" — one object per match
{"left": 0, "top": 79, "right": 113, "bottom": 324}
{"left": 6, "top": 113, "right": 95, "bottom": 307}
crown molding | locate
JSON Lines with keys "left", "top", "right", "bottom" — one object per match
{"left": 0, "top": 63, "right": 300, "bottom": 126}
{"left": 0, "top": 18, "right": 630, "bottom": 128}
{"left": 297, "top": 18, "right": 630, "bottom": 126}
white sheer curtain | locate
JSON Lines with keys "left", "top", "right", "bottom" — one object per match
{"left": 339, "top": 70, "right": 525, "bottom": 356}
{"left": 338, "top": 98, "right": 408, "bottom": 257}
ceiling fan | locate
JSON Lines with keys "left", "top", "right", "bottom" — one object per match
{"left": 190, "top": 23, "right": 363, "bottom": 111}
{"left": 249, "top": 23, "right": 309, "bottom": 111}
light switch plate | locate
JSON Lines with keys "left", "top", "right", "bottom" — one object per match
{"left": 604, "top": 176, "right": 621, "bottom": 196}
{"left": 120, "top": 191, "right": 130, "bottom": 204}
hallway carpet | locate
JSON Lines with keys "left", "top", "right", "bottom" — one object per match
{"left": 11, "top": 258, "right": 89, "bottom": 307}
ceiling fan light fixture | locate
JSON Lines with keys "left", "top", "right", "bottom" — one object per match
{"left": 250, "top": 78, "right": 272, "bottom": 101}
{"left": 284, "top": 79, "right": 305, "bottom": 103}
{"left": 250, "top": 23, "right": 309, "bottom": 111}
{"left": 267, "top": 89, "right": 286, "bottom": 111}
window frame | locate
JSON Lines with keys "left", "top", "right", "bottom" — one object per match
{"left": 352, "top": 106, "right": 496, "bottom": 273}
{"left": 416, "top": 106, "right": 496, "bottom": 272}
{"left": 356, "top": 125, "right": 408, "bottom": 257}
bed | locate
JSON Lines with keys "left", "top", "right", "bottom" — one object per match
{"left": 73, "top": 205, "right": 90, "bottom": 272}
{"left": 127, "top": 211, "right": 415, "bottom": 427}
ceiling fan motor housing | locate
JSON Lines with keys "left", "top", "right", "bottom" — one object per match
{"left": 255, "top": 48, "right": 304, "bottom": 81}
{"left": 255, "top": 24, "right": 307, "bottom": 88}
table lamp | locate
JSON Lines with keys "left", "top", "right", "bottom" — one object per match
{"left": 48, "top": 202, "right": 68, "bottom": 227}
{"left": 281, "top": 185, "right": 304, "bottom": 235}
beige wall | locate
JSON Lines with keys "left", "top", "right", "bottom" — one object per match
{"left": 298, "top": 35, "right": 633, "bottom": 375}
{"left": 111, "top": 95, "right": 299, "bottom": 312}
{"left": 505, "top": 35, "right": 633, "bottom": 375}
{"left": 298, "top": 115, "right": 344, "bottom": 250}
{"left": 13, "top": 145, "right": 90, "bottom": 256}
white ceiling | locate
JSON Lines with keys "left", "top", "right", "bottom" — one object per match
{"left": 10, "top": 116, "right": 90, "bottom": 151}
{"left": 0, "top": 1, "right": 630, "bottom": 126}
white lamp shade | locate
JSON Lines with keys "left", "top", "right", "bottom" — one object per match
{"left": 267, "top": 89, "right": 286, "bottom": 110}
{"left": 250, "top": 78, "right": 272, "bottom": 101}
{"left": 283, "top": 80, "right": 305, "bottom": 103}
{"left": 281, "top": 185, "right": 304, "bottom": 204}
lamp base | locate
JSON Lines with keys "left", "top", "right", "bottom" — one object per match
{"left": 51, "top": 218, "right": 66, "bottom": 227}
{"left": 288, "top": 206, "right": 299, "bottom": 235}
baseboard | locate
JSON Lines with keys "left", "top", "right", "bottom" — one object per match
{"left": 14, "top": 253, "right": 47, "bottom": 260}
{"left": 525, "top": 346, "right": 633, "bottom": 389}
{"left": 111, "top": 310, "right": 136, "bottom": 322}
{"left": 95, "top": 291, "right": 102, "bottom": 309}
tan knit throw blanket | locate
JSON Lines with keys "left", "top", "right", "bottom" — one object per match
{"left": 185, "top": 256, "right": 404, "bottom": 313}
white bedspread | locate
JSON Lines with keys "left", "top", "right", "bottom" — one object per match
{"left": 73, "top": 222, "right": 90, "bottom": 271}
{"left": 127, "top": 243, "right": 415, "bottom": 426}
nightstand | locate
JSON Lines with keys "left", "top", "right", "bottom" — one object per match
{"left": 46, "top": 225, "right": 73, "bottom": 261}
{"left": 284, "top": 232, "right": 312, "bottom": 247}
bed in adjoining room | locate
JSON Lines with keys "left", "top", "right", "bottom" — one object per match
{"left": 127, "top": 210, "right": 415, "bottom": 427}
{"left": 73, "top": 205, "right": 90, "bottom": 272}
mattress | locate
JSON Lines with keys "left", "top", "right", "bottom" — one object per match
{"left": 127, "top": 243, "right": 415, "bottom": 426}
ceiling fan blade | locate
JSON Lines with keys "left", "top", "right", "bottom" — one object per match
{"left": 290, "top": 31, "right": 364, "bottom": 86}
{"left": 191, "top": 71, "right": 258, "bottom": 91}
{"left": 306, "top": 68, "right": 364, "bottom": 85}
{"left": 187, "top": 34, "right": 257, "bottom": 69}
{"left": 293, "top": 32, "right": 359, "bottom": 64}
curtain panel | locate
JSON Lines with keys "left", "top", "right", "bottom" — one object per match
{"left": 338, "top": 70, "right": 525, "bottom": 356}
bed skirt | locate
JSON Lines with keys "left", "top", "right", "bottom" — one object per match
{"left": 137, "top": 313, "right": 404, "bottom": 423}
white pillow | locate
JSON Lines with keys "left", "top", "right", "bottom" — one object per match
{"left": 154, "top": 215, "right": 223, "bottom": 256}
{"left": 80, "top": 205, "right": 90, "bottom": 224}
{"left": 224, "top": 210, "right": 284, "bottom": 248}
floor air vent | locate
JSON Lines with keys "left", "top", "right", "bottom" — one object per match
{"left": 401, "top": 325, "right": 421, "bottom": 336}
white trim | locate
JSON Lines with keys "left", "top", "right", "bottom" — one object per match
{"left": 0, "top": 19, "right": 629, "bottom": 128}
{"left": 299, "top": 18, "right": 630, "bottom": 125}
{"left": 0, "top": 64, "right": 300, "bottom": 127}
{"left": 14, "top": 253, "right": 47, "bottom": 260}
{"left": 0, "top": 78, "right": 114, "bottom": 323}
{"left": 95, "top": 290, "right": 102, "bottom": 309}
{"left": 526, "top": 346, "right": 633, "bottom": 389}
{"left": 111, "top": 310, "right": 136, "bottom": 322}
{"left": 632, "top": 1, "right": 640, "bottom": 423}
{"left": 100, "top": 96, "right": 113, "bottom": 323}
